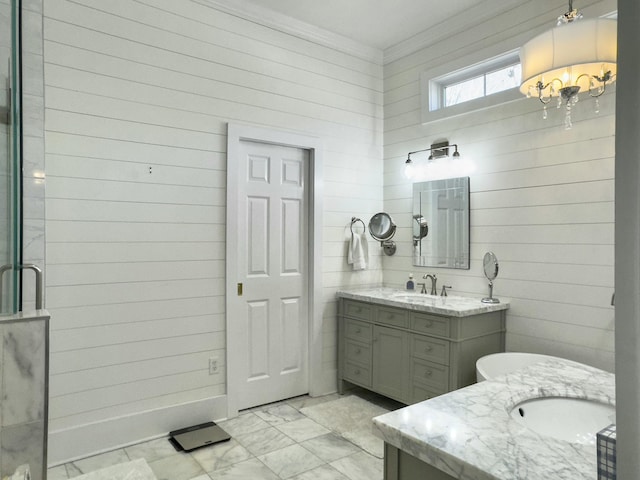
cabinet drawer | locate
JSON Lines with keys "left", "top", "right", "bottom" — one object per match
{"left": 343, "top": 361, "right": 372, "bottom": 388}
{"left": 376, "top": 306, "right": 409, "bottom": 328}
{"left": 411, "top": 313, "right": 449, "bottom": 338}
{"left": 345, "top": 339, "right": 371, "bottom": 366}
{"left": 410, "top": 383, "right": 446, "bottom": 404}
{"left": 411, "top": 336, "right": 449, "bottom": 365}
{"left": 412, "top": 358, "right": 449, "bottom": 391}
{"left": 343, "top": 300, "right": 373, "bottom": 320}
{"left": 344, "top": 318, "right": 372, "bottom": 342}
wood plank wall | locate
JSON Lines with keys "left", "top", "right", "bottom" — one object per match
{"left": 43, "top": 0, "right": 383, "bottom": 457}
{"left": 382, "top": 0, "right": 617, "bottom": 371}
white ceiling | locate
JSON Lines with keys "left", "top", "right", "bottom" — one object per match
{"left": 238, "top": 0, "right": 487, "bottom": 50}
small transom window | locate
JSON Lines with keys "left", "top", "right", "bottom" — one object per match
{"left": 423, "top": 50, "right": 522, "bottom": 120}
{"left": 443, "top": 63, "right": 521, "bottom": 107}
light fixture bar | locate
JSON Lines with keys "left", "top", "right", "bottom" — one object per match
{"left": 404, "top": 141, "right": 467, "bottom": 181}
{"left": 407, "top": 141, "right": 457, "bottom": 159}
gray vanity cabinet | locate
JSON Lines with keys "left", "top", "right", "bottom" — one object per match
{"left": 338, "top": 298, "right": 505, "bottom": 404}
{"left": 372, "top": 325, "right": 409, "bottom": 401}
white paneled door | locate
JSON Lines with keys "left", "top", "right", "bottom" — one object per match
{"left": 233, "top": 140, "right": 309, "bottom": 410}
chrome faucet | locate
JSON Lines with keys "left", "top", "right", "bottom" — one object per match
{"left": 422, "top": 274, "right": 437, "bottom": 295}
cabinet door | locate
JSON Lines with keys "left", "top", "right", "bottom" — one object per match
{"left": 372, "top": 325, "right": 408, "bottom": 402}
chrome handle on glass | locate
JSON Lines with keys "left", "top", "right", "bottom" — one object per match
{"left": 0, "top": 263, "right": 44, "bottom": 311}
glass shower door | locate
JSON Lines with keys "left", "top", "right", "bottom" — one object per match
{"left": 1, "top": 0, "right": 21, "bottom": 316}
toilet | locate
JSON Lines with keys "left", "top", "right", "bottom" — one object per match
{"left": 476, "top": 352, "right": 563, "bottom": 382}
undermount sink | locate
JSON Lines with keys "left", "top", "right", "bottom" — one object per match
{"left": 391, "top": 292, "right": 431, "bottom": 299}
{"left": 391, "top": 292, "right": 475, "bottom": 303}
{"left": 510, "top": 396, "right": 615, "bottom": 444}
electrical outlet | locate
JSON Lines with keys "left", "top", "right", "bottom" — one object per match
{"left": 209, "top": 357, "right": 219, "bottom": 375}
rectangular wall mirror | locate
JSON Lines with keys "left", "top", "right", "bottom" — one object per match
{"left": 412, "top": 177, "right": 470, "bottom": 269}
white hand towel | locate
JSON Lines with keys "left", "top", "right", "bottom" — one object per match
{"left": 348, "top": 232, "right": 368, "bottom": 270}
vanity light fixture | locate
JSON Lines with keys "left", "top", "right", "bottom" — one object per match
{"left": 519, "top": 0, "right": 617, "bottom": 129}
{"left": 404, "top": 141, "right": 471, "bottom": 181}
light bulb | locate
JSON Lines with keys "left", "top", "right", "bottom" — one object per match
{"left": 404, "top": 160, "right": 414, "bottom": 180}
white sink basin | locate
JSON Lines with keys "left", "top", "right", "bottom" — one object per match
{"left": 510, "top": 397, "right": 615, "bottom": 444}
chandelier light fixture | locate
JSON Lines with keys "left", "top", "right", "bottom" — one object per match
{"left": 519, "top": 1, "right": 617, "bottom": 129}
{"left": 404, "top": 141, "right": 473, "bottom": 181}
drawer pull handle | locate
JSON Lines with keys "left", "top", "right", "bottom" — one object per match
{"left": 425, "top": 321, "right": 433, "bottom": 327}
{"left": 355, "top": 369, "right": 361, "bottom": 375}
{"left": 388, "top": 314, "right": 394, "bottom": 320}
{"left": 424, "top": 346, "right": 433, "bottom": 352}
{"left": 425, "top": 370, "right": 433, "bottom": 377}
{"left": 355, "top": 328, "right": 361, "bottom": 333}
{"left": 356, "top": 348, "right": 361, "bottom": 354}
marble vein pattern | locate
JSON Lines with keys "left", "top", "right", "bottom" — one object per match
{"left": 336, "top": 288, "right": 510, "bottom": 317}
{"left": 67, "top": 459, "right": 156, "bottom": 480}
{"left": 207, "top": 458, "right": 280, "bottom": 480}
{"left": 0, "top": 314, "right": 49, "bottom": 480}
{"left": 148, "top": 453, "right": 204, "bottom": 480}
{"left": 257, "top": 444, "right": 324, "bottom": 479}
{"left": 330, "top": 451, "right": 383, "bottom": 480}
{"left": 67, "top": 449, "right": 131, "bottom": 477}
{"left": 300, "top": 395, "right": 390, "bottom": 458}
{"left": 234, "top": 426, "right": 297, "bottom": 456}
{"left": 49, "top": 391, "right": 398, "bottom": 480}
{"left": 274, "top": 418, "right": 331, "bottom": 443}
{"left": 372, "top": 358, "right": 615, "bottom": 480}
{"left": 300, "top": 433, "right": 361, "bottom": 462}
{"left": 254, "top": 404, "right": 306, "bottom": 425}
{"left": 290, "top": 464, "right": 350, "bottom": 479}
{"left": 1, "top": 320, "right": 47, "bottom": 425}
{"left": 190, "top": 439, "right": 252, "bottom": 472}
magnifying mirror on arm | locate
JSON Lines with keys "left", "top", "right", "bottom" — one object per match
{"left": 369, "top": 212, "right": 397, "bottom": 256}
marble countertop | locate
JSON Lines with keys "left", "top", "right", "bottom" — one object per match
{"left": 337, "top": 288, "right": 509, "bottom": 317}
{"left": 372, "top": 358, "right": 615, "bottom": 480}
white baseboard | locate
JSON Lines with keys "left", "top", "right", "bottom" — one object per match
{"left": 48, "top": 395, "right": 228, "bottom": 466}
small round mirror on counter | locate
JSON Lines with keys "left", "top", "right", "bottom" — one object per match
{"left": 481, "top": 251, "right": 500, "bottom": 304}
{"left": 368, "top": 212, "right": 397, "bottom": 255}
{"left": 482, "top": 251, "right": 499, "bottom": 281}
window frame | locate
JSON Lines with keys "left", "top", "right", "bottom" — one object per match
{"left": 421, "top": 49, "right": 523, "bottom": 125}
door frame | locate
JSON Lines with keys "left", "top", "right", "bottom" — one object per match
{"left": 226, "top": 123, "right": 323, "bottom": 418}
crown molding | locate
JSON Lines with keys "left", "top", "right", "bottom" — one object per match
{"left": 383, "top": 0, "right": 525, "bottom": 64}
{"left": 194, "top": 0, "right": 383, "bottom": 65}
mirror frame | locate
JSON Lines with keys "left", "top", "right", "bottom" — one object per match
{"left": 412, "top": 177, "right": 470, "bottom": 269}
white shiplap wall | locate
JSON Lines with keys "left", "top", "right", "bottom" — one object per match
{"left": 44, "top": 0, "right": 383, "bottom": 462}
{"left": 382, "top": 0, "right": 617, "bottom": 372}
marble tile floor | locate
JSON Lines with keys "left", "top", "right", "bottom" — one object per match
{"left": 47, "top": 390, "right": 403, "bottom": 480}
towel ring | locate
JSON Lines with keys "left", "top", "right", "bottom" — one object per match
{"left": 350, "top": 217, "right": 366, "bottom": 235}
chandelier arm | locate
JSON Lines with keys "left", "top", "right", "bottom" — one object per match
{"left": 538, "top": 94, "right": 553, "bottom": 105}
{"left": 536, "top": 78, "right": 564, "bottom": 104}
{"left": 588, "top": 78, "right": 607, "bottom": 98}
{"left": 574, "top": 72, "right": 593, "bottom": 90}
